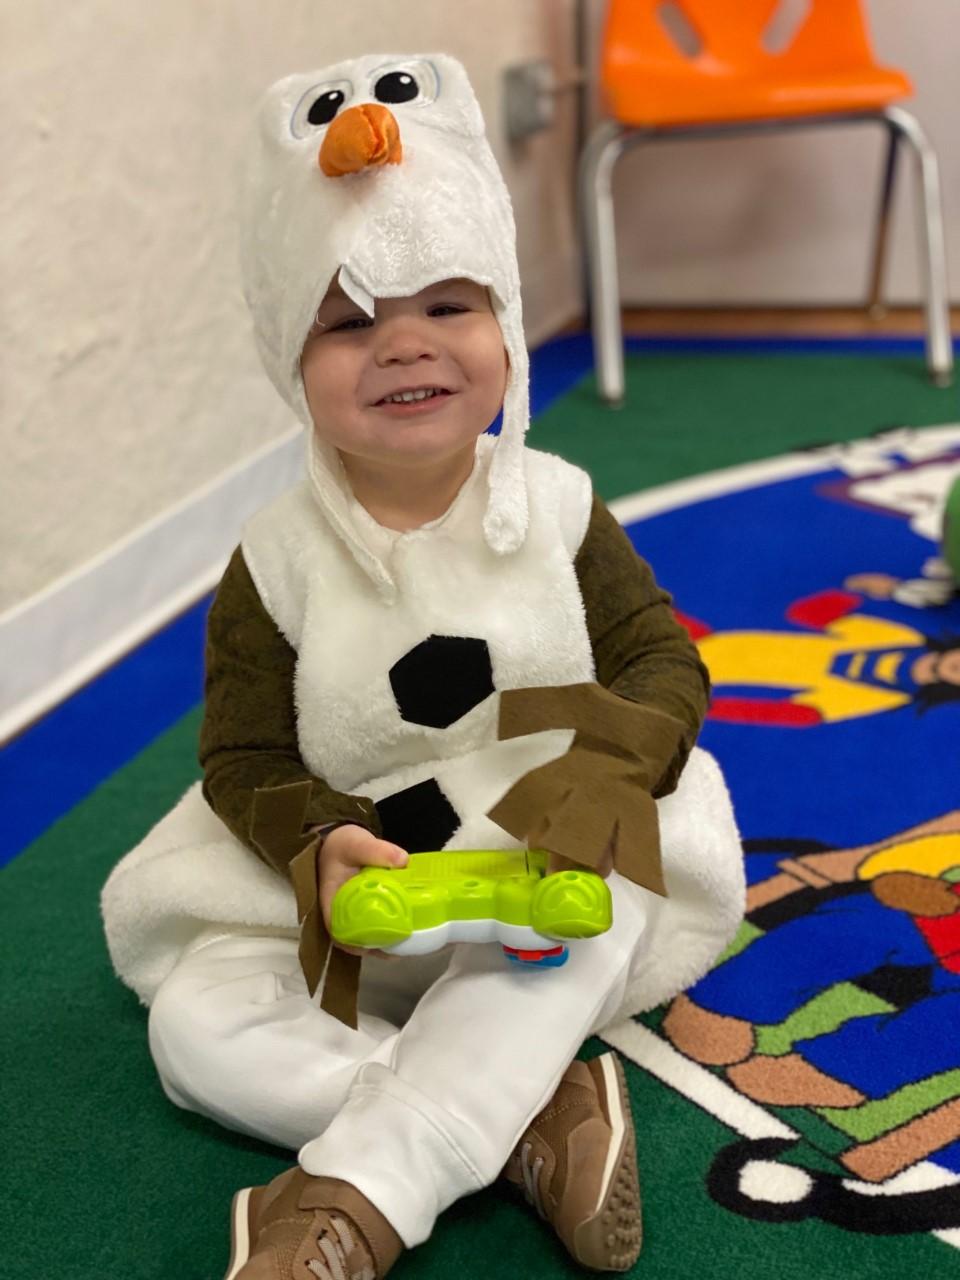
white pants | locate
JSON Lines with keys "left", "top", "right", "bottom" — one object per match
{"left": 148, "top": 872, "right": 648, "bottom": 1247}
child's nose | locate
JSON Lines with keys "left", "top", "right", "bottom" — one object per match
{"left": 374, "top": 319, "right": 439, "bottom": 366}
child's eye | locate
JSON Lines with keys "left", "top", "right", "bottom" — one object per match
{"left": 331, "top": 316, "right": 373, "bottom": 332}
{"left": 428, "top": 304, "right": 467, "bottom": 317}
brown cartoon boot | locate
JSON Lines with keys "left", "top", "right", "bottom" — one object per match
{"left": 728, "top": 1053, "right": 866, "bottom": 1108}
{"left": 663, "top": 992, "right": 755, "bottom": 1065}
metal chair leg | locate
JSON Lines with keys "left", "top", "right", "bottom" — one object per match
{"left": 883, "top": 105, "right": 953, "bottom": 387}
{"left": 580, "top": 121, "right": 629, "bottom": 406}
{"left": 866, "top": 119, "right": 900, "bottom": 317}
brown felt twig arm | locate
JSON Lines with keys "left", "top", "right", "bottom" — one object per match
{"left": 497, "top": 683, "right": 687, "bottom": 767}
{"left": 488, "top": 684, "right": 688, "bottom": 897}
{"left": 488, "top": 750, "right": 666, "bottom": 894}
{"left": 253, "top": 784, "right": 362, "bottom": 1029}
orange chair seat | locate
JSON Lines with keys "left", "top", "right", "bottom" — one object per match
{"left": 604, "top": 64, "right": 912, "bottom": 129}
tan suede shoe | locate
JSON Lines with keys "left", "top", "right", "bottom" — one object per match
{"left": 224, "top": 1167, "right": 403, "bottom": 1280}
{"left": 503, "top": 1052, "right": 641, "bottom": 1272}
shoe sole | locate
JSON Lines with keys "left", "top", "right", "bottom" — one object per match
{"left": 224, "top": 1184, "right": 264, "bottom": 1280}
{"left": 571, "top": 1053, "right": 642, "bottom": 1272}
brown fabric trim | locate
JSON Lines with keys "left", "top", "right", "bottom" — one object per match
{"left": 497, "top": 683, "right": 686, "bottom": 765}
{"left": 268, "top": 791, "right": 362, "bottom": 1029}
{"left": 287, "top": 821, "right": 329, "bottom": 997}
{"left": 575, "top": 493, "right": 709, "bottom": 796}
{"left": 251, "top": 780, "right": 321, "bottom": 870}
{"left": 488, "top": 684, "right": 687, "bottom": 896}
{"left": 319, "top": 948, "right": 363, "bottom": 1029}
{"left": 199, "top": 546, "right": 381, "bottom": 876}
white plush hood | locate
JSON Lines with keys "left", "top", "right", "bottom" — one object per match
{"left": 237, "top": 53, "right": 530, "bottom": 590}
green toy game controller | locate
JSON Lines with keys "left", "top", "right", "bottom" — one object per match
{"left": 330, "top": 849, "right": 612, "bottom": 967}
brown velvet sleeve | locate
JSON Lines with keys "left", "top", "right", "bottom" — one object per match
{"left": 198, "top": 546, "right": 382, "bottom": 876}
{"left": 574, "top": 493, "right": 710, "bottom": 797}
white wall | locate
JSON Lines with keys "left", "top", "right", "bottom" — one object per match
{"left": 584, "top": 0, "right": 960, "bottom": 306}
{"left": 1, "top": 0, "right": 581, "bottom": 615}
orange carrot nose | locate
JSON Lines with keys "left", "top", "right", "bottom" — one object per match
{"left": 318, "top": 104, "right": 402, "bottom": 178}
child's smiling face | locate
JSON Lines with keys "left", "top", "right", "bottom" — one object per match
{"left": 300, "top": 276, "right": 509, "bottom": 474}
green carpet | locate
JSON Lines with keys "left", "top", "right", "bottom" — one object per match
{"left": 529, "top": 352, "right": 956, "bottom": 501}
{"left": 2, "top": 346, "right": 956, "bottom": 1278}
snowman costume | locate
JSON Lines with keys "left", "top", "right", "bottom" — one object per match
{"left": 100, "top": 54, "right": 744, "bottom": 1248}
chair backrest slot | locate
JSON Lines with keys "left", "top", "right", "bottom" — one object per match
{"left": 603, "top": 1, "right": 887, "bottom": 83}
{"left": 656, "top": 1, "right": 704, "bottom": 59}
{"left": 761, "top": 0, "right": 813, "bottom": 55}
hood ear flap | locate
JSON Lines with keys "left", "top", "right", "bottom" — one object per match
{"left": 482, "top": 293, "right": 529, "bottom": 555}
{"left": 305, "top": 429, "right": 398, "bottom": 601}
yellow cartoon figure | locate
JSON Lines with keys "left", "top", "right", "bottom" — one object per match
{"left": 679, "top": 584, "right": 960, "bottom": 726}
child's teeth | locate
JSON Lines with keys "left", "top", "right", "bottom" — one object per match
{"left": 386, "top": 388, "right": 440, "bottom": 403}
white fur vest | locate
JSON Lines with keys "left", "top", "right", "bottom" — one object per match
{"left": 101, "top": 441, "right": 744, "bottom": 1017}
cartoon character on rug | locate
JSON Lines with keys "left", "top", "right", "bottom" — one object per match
{"left": 664, "top": 810, "right": 960, "bottom": 1185}
{"left": 679, "top": 581, "right": 960, "bottom": 726}
{"left": 99, "top": 54, "right": 744, "bottom": 1280}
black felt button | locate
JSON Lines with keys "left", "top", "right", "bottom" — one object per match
{"left": 389, "top": 635, "right": 494, "bottom": 728}
{"left": 375, "top": 779, "right": 460, "bottom": 853}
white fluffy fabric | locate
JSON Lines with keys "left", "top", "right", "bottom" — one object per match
{"left": 100, "top": 747, "right": 743, "bottom": 1018}
{"left": 620, "top": 747, "right": 744, "bottom": 1013}
{"left": 101, "top": 782, "right": 299, "bottom": 1006}
{"left": 237, "top": 53, "right": 530, "bottom": 565}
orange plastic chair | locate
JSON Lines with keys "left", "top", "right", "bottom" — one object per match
{"left": 581, "top": 0, "right": 952, "bottom": 403}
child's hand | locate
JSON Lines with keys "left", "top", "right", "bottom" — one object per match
{"left": 319, "top": 825, "right": 408, "bottom": 953}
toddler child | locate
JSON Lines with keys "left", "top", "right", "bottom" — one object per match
{"left": 102, "top": 52, "right": 743, "bottom": 1279}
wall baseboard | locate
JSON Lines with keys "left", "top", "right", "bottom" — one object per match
{"left": 0, "top": 426, "right": 305, "bottom": 745}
